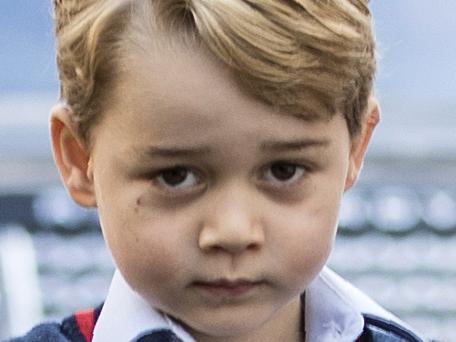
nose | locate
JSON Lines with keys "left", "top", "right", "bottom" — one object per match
{"left": 198, "top": 186, "right": 265, "bottom": 255}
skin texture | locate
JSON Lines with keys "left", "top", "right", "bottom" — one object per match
{"left": 50, "top": 42, "right": 379, "bottom": 342}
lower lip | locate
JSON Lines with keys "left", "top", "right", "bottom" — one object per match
{"left": 193, "top": 282, "right": 262, "bottom": 297}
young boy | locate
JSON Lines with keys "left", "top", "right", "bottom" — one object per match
{"left": 9, "top": 0, "right": 428, "bottom": 341}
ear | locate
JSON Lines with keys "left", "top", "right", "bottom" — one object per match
{"left": 344, "top": 96, "right": 380, "bottom": 191}
{"left": 50, "top": 104, "right": 97, "bottom": 207}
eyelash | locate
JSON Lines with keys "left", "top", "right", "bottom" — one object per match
{"left": 149, "top": 161, "right": 311, "bottom": 195}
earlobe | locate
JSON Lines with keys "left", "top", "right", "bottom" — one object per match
{"left": 50, "top": 104, "right": 97, "bottom": 207}
{"left": 344, "top": 97, "right": 380, "bottom": 191}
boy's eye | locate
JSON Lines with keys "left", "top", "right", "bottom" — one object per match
{"left": 264, "top": 162, "right": 306, "bottom": 186}
{"left": 154, "top": 166, "right": 200, "bottom": 191}
{"left": 151, "top": 161, "right": 307, "bottom": 195}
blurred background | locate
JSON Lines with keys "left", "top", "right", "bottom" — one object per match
{"left": 1, "top": 1, "right": 455, "bottom": 341}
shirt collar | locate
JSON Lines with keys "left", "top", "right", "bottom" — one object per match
{"left": 305, "top": 267, "right": 365, "bottom": 342}
{"left": 92, "top": 270, "right": 196, "bottom": 342}
{"left": 94, "top": 267, "right": 367, "bottom": 342}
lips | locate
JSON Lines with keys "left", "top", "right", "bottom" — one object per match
{"left": 192, "top": 279, "right": 264, "bottom": 297}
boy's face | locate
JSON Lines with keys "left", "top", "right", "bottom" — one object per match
{"left": 53, "top": 42, "right": 375, "bottom": 340}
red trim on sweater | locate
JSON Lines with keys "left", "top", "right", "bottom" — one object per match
{"left": 75, "top": 308, "right": 96, "bottom": 342}
{"left": 356, "top": 334, "right": 366, "bottom": 342}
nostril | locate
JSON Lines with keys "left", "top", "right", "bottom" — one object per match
{"left": 247, "top": 242, "right": 261, "bottom": 251}
{"left": 200, "top": 239, "right": 261, "bottom": 255}
{"left": 209, "top": 245, "right": 225, "bottom": 253}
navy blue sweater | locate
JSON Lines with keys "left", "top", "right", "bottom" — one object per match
{"left": 6, "top": 305, "right": 428, "bottom": 342}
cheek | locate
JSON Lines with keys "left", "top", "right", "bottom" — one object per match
{"left": 97, "top": 191, "right": 192, "bottom": 296}
{"left": 269, "top": 190, "right": 341, "bottom": 290}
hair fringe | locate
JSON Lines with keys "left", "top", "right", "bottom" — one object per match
{"left": 53, "top": 0, "right": 376, "bottom": 144}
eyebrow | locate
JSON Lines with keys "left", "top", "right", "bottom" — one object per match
{"left": 141, "top": 145, "right": 212, "bottom": 158}
{"left": 260, "top": 138, "right": 330, "bottom": 152}
{"left": 139, "top": 138, "right": 330, "bottom": 158}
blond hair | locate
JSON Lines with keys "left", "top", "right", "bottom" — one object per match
{"left": 53, "top": 0, "right": 376, "bottom": 145}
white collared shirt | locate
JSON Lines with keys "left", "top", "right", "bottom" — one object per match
{"left": 93, "top": 267, "right": 403, "bottom": 342}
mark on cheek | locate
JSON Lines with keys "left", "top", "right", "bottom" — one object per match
{"left": 134, "top": 196, "right": 143, "bottom": 214}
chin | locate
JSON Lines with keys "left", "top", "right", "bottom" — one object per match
{"left": 181, "top": 307, "right": 273, "bottom": 340}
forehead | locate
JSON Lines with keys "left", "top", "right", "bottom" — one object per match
{"left": 99, "top": 38, "right": 348, "bottom": 150}
{"left": 116, "top": 19, "right": 330, "bottom": 120}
